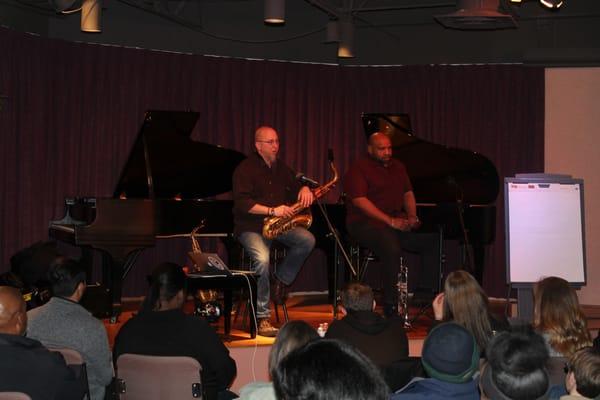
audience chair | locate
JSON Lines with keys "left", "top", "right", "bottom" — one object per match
{"left": 49, "top": 347, "right": 90, "bottom": 400}
{"left": 116, "top": 354, "right": 203, "bottom": 400}
{"left": 0, "top": 393, "right": 32, "bottom": 400}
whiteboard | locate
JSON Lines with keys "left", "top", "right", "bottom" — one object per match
{"left": 505, "top": 177, "right": 586, "bottom": 285}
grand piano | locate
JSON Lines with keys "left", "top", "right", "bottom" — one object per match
{"left": 49, "top": 110, "right": 246, "bottom": 319}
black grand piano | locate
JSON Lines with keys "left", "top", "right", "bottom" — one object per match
{"left": 49, "top": 110, "right": 246, "bottom": 319}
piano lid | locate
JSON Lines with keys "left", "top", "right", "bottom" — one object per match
{"left": 362, "top": 113, "right": 499, "bottom": 205}
{"left": 114, "top": 110, "right": 246, "bottom": 199}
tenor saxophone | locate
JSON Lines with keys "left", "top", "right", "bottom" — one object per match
{"left": 262, "top": 161, "right": 339, "bottom": 240}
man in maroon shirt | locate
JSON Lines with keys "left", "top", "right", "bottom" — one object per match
{"left": 233, "top": 126, "right": 315, "bottom": 337}
{"left": 344, "top": 132, "right": 440, "bottom": 317}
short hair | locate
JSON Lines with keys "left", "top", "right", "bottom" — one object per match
{"left": 569, "top": 346, "right": 600, "bottom": 398}
{"left": 48, "top": 257, "right": 86, "bottom": 298}
{"left": 142, "top": 262, "right": 186, "bottom": 311}
{"left": 341, "top": 282, "right": 373, "bottom": 312}
{"left": 268, "top": 320, "right": 319, "bottom": 376}
{"left": 273, "top": 339, "right": 389, "bottom": 400}
{"left": 481, "top": 328, "right": 549, "bottom": 400}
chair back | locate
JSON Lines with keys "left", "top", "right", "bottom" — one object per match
{"left": 49, "top": 347, "right": 90, "bottom": 399}
{"left": 0, "top": 393, "right": 32, "bottom": 400}
{"left": 116, "top": 354, "right": 203, "bottom": 400}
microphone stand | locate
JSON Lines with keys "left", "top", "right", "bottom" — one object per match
{"left": 314, "top": 196, "right": 356, "bottom": 318}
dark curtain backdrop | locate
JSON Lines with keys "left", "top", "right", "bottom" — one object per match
{"left": 0, "top": 27, "right": 544, "bottom": 298}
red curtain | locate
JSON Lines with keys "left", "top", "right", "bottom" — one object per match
{"left": 0, "top": 27, "right": 544, "bottom": 297}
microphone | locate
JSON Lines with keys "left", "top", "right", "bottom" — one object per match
{"left": 295, "top": 172, "right": 320, "bottom": 188}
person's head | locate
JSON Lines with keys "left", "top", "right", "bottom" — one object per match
{"left": 0, "top": 286, "right": 27, "bottom": 335}
{"left": 533, "top": 276, "right": 591, "bottom": 357}
{"left": 367, "top": 132, "right": 393, "bottom": 165}
{"left": 442, "top": 269, "right": 493, "bottom": 350}
{"left": 340, "top": 282, "right": 375, "bottom": 313}
{"left": 480, "top": 328, "right": 549, "bottom": 400}
{"left": 143, "top": 262, "right": 187, "bottom": 312}
{"left": 268, "top": 320, "right": 319, "bottom": 377}
{"left": 48, "top": 256, "right": 86, "bottom": 301}
{"left": 421, "top": 322, "right": 480, "bottom": 384}
{"left": 565, "top": 346, "right": 600, "bottom": 398}
{"left": 255, "top": 126, "right": 280, "bottom": 166}
{"left": 273, "top": 339, "right": 389, "bottom": 400}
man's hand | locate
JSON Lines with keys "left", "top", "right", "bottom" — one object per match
{"left": 273, "top": 205, "right": 295, "bottom": 218}
{"left": 432, "top": 292, "right": 445, "bottom": 321}
{"left": 297, "top": 186, "right": 315, "bottom": 208}
{"left": 389, "top": 217, "right": 411, "bottom": 231}
{"left": 407, "top": 215, "right": 421, "bottom": 230}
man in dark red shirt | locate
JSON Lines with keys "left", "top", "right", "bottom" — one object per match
{"left": 344, "top": 132, "right": 440, "bottom": 317}
{"left": 233, "top": 126, "right": 315, "bottom": 337}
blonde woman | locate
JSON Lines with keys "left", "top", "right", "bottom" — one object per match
{"left": 533, "top": 276, "right": 592, "bottom": 358}
{"left": 432, "top": 270, "right": 509, "bottom": 352}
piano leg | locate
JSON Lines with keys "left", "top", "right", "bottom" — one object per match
{"left": 99, "top": 248, "right": 140, "bottom": 323}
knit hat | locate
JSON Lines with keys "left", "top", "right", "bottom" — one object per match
{"left": 421, "top": 322, "right": 480, "bottom": 383}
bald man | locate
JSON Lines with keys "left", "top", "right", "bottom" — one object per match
{"left": 344, "top": 132, "right": 440, "bottom": 318}
{"left": 0, "top": 286, "right": 86, "bottom": 399}
{"left": 233, "top": 126, "right": 315, "bottom": 337}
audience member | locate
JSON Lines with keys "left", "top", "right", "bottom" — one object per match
{"left": 238, "top": 320, "right": 319, "bottom": 400}
{"left": 0, "top": 286, "right": 86, "bottom": 400}
{"left": 480, "top": 328, "right": 550, "bottom": 400}
{"left": 533, "top": 277, "right": 592, "bottom": 358}
{"left": 432, "top": 270, "right": 509, "bottom": 353}
{"left": 325, "top": 282, "right": 409, "bottom": 387}
{"left": 391, "top": 322, "right": 480, "bottom": 400}
{"left": 561, "top": 347, "right": 600, "bottom": 399}
{"left": 273, "top": 339, "right": 389, "bottom": 400}
{"left": 27, "top": 257, "right": 113, "bottom": 400}
{"left": 113, "top": 262, "right": 236, "bottom": 400}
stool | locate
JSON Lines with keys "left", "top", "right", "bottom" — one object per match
{"left": 234, "top": 241, "right": 289, "bottom": 324}
{"left": 348, "top": 241, "right": 378, "bottom": 282}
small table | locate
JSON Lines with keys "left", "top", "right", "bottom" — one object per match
{"left": 187, "top": 271, "right": 258, "bottom": 338}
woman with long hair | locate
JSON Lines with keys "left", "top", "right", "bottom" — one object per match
{"left": 533, "top": 276, "right": 592, "bottom": 358}
{"left": 432, "top": 269, "right": 508, "bottom": 352}
{"left": 113, "top": 262, "right": 237, "bottom": 400}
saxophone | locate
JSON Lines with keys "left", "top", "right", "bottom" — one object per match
{"left": 262, "top": 161, "right": 339, "bottom": 240}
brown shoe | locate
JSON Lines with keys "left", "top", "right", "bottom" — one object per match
{"left": 270, "top": 276, "right": 289, "bottom": 305}
{"left": 257, "top": 318, "right": 278, "bottom": 337}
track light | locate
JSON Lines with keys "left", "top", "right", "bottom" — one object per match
{"left": 337, "top": 20, "right": 354, "bottom": 58}
{"left": 81, "top": 0, "right": 101, "bottom": 32}
{"left": 264, "top": 0, "right": 285, "bottom": 25}
{"left": 540, "top": 0, "right": 563, "bottom": 8}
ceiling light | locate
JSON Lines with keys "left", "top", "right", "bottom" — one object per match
{"left": 81, "top": 0, "right": 101, "bottom": 32}
{"left": 337, "top": 20, "right": 354, "bottom": 58}
{"left": 540, "top": 0, "right": 563, "bottom": 8}
{"left": 264, "top": 0, "right": 285, "bottom": 25}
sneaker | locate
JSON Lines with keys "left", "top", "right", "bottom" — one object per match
{"left": 257, "top": 318, "right": 278, "bottom": 337}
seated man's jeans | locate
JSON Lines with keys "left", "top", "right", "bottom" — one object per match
{"left": 238, "top": 227, "right": 315, "bottom": 318}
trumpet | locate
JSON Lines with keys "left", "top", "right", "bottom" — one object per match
{"left": 397, "top": 257, "right": 411, "bottom": 328}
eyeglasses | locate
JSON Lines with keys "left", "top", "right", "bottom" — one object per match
{"left": 256, "top": 139, "right": 279, "bottom": 145}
